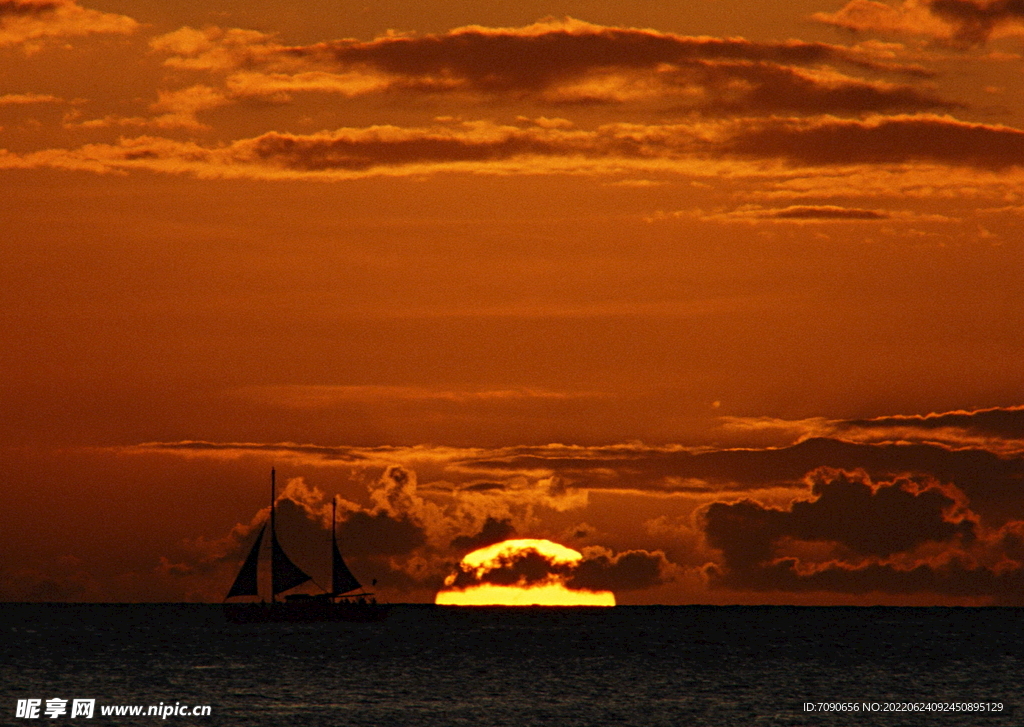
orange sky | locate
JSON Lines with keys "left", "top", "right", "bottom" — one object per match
{"left": 3, "top": 0, "right": 1024, "bottom": 605}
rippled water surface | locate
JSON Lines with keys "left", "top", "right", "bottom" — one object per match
{"left": 2, "top": 605, "right": 1022, "bottom": 725}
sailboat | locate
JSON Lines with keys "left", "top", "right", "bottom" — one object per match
{"left": 223, "top": 469, "right": 390, "bottom": 623}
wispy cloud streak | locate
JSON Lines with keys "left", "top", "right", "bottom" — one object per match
{"left": 0, "top": 0, "right": 137, "bottom": 49}
{"left": 4, "top": 114, "right": 1023, "bottom": 180}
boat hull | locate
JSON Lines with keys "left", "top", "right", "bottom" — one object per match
{"left": 223, "top": 601, "right": 391, "bottom": 624}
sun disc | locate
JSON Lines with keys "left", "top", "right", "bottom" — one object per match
{"left": 435, "top": 538, "right": 616, "bottom": 606}
{"left": 436, "top": 583, "right": 615, "bottom": 606}
{"left": 460, "top": 538, "right": 584, "bottom": 570}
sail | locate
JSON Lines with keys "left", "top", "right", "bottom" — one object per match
{"left": 271, "top": 532, "right": 312, "bottom": 594}
{"left": 332, "top": 539, "right": 362, "bottom": 595}
{"left": 226, "top": 525, "right": 265, "bottom": 599}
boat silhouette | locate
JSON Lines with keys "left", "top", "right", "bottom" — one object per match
{"left": 223, "top": 469, "right": 390, "bottom": 623}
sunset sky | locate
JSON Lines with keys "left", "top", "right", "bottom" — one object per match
{"left": 4, "top": 0, "right": 1024, "bottom": 605}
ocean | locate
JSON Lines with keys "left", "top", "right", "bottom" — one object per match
{"left": 2, "top": 604, "right": 1021, "bottom": 726}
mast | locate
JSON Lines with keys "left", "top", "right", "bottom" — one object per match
{"left": 332, "top": 497, "right": 337, "bottom": 600}
{"left": 270, "top": 467, "right": 276, "bottom": 605}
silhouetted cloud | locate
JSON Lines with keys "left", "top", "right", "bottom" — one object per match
{"left": 683, "top": 204, "right": 898, "bottom": 222}
{"left": 137, "top": 411, "right": 1024, "bottom": 598}
{"left": 240, "top": 124, "right": 607, "bottom": 171}
{"left": 336, "top": 510, "right": 426, "bottom": 556}
{"left": 700, "top": 468, "right": 1024, "bottom": 602}
{"left": 1, "top": 1, "right": 61, "bottom": 18}
{"left": 309, "top": 18, "right": 929, "bottom": 88}
{"left": 150, "top": 18, "right": 948, "bottom": 114}
{"left": 837, "top": 405, "right": 1024, "bottom": 438}
{"left": 444, "top": 541, "right": 671, "bottom": 592}
{"left": 724, "top": 114, "right": 1024, "bottom": 169}
{"left": 153, "top": 17, "right": 930, "bottom": 78}
{"left": 7, "top": 111, "right": 1024, "bottom": 182}
{"left": 724, "top": 405, "right": 1024, "bottom": 454}
{"left": 567, "top": 547, "right": 674, "bottom": 591}
{"left": 766, "top": 205, "right": 889, "bottom": 219}
{"left": 931, "top": 0, "right": 1024, "bottom": 43}
{"left": 652, "top": 60, "right": 950, "bottom": 114}
{"left": 133, "top": 417, "right": 1024, "bottom": 603}
{"left": 450, "top": 517, "right": 517, "bottom": 552}
{"left": 704, "top": 468, "right": 974, "bottom": 565}
{"left": 158, "top": 470, "right": 429, "bottom": 593}
{"left": 438, "top": 436, "right": 1024, "bottom": 531}
{"left": 0, "top": 122, "right": 637, "bottom": 178}
{"left": 814, "top": 0, "right": 1024, "bottom": 44}
{"left": 447, "top": 547, "right": 564, "bottom": 588}
{"left": 131, "top": 433, "right": 1024, "bottom": 528}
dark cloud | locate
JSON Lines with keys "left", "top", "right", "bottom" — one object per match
{"left": 655, "top": 59, "right": 950, "bottom": 115}
{"left": 18, "top": 110, "right": 1024, "bottom": 178}
{"left": 138, "top": 433, "right": 1024, "bottom": 530}
{"left": 0, "top": 1, "right": 60, "bottom": 17}
{"left": 444, "top": 541, "right": 671, "bottom": 592}
{"left": 157, "top": 471, "right": 427, "bottom": 599}
{"left": 765, "top": 205, "right": 888, "bottom": 219}
{"left": 139, "top": 428, "right": 1024, "bottom": 603}
{"left": 137, "top": 439, "right": 375, "bottom": 463}
{"left": 229, "top": 122, "right": 695, "bottom": 173}
{"left": 142, "top": 426, "right": 1024, "bottom": 601}
{"left": 812, "top": 0, "right": 1024, "bottom": 44}
{"left": 470, "top": 436, "right": 1024, "bottom": 528}
{"left": 309, "top": 22, "right": 923, "bottom": 91}
{"left": 568, "top": 523, "right": 597, "bottom": 540}
{"left": 337, "top": 510, "right": 426, "bottom": 557}
{"left": 246, "top": 128, "right": 566, "bottom": 171}
{"left": 459, "top": 481, "right": 507, "bottom": 493}
{"left": 449, "top": 516, "right": 516, "bottom": 553}
{"left": 997, "top": 521, "right": 1024, "bottom": 561}
{"left": 270, "top": 22, "right": 950, "bottom": 114}
{"left": 698, "top": 468, "right": 1024, "bottom": 602}
{"left": 204, "top": 495, "right": 425, "bottom": 593}
{"left": 836, "top": 405, "right": 1024, "bottom": 438}
{"left": 446, "top": 547, "right": 571, "bottom": 589}
{"left": 704, "top": 468, "right": 974, "bottom": 565}
{"left": 930, "top": 0, "right": 1024, "bottom": 44}
{"left": 567, "top": 548, "right": 673, "bottom": 592}
{"left": 725, "top": 114, "right": 1024, "bottom": 169}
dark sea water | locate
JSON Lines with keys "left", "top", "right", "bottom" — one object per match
{"left": 1, "top": 604, "right": 1022, "bottom": 726}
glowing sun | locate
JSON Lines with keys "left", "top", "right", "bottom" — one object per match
{"left": 435, "top": 538, "right": 616, "bottom": 606}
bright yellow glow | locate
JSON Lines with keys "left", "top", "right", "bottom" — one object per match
{"left": 435, "top": 538, "right": 616, "bottom": 606}
{"left": 436, "top": 582, "right": 615, "bottom": 606}
{"left": 460, "top": 538, "right": 583, "bottom": 571}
